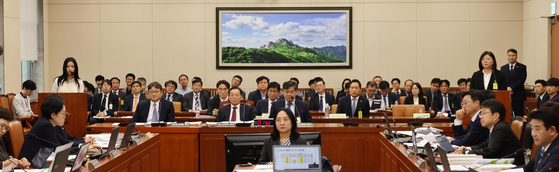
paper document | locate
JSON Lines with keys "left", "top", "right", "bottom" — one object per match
{"left": 253, "top": 165, "right": 273, "bottom": 169}
{"left": 473, "top": 158, "right": 515, "bottom": 165}
{"left": 15, "top": 167, "right": 71, "bottom": 172}
{"left": 93, "top": 116, "right": 110, "bottom": 119}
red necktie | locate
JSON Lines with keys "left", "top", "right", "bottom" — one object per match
{"left": 231, "top": 106, "right": 237, "bottom": 121}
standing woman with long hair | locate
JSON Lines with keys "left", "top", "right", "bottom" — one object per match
{"left": 51, "top": 57, "right": 84, "bottom": 92}
{"left": 470, "top": 51, "right": 507, "bottom": 91}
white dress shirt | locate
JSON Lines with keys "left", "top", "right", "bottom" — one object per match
{"left": 12, "top": 93, "right": 33, "bottom": 117}
{"left": 482, "top": 70, "right": 492, "bottom": 90}
{"left": 366, "top": 93, "right": 374, "bottom": 108}
{"left": 317, "top": 93, "right": 327, "bottom": 111}
{"left": 101, "top": 93, "right": 111, "bottom": 115}
{"left": 380, "top": 95, "right": 389, "bottom": 110}
{"left": 228, "top": 104, "right": 241, "bottom": 122}
{"left": 51, "top": 77, "right": 85, "bottom": 93}
{"left": 413, "top": 97, "right": 419, "bottom": 105}
{"left": 285, "top": 99, "right": 296, "bottom": 114}
{"left": 147, "top": 101, "right": 160, "bottom": 122}
{"left": 191, "top": 92, "right": 201, "bottom": 111}
{"left": 268, "top": 99, "right": 276, "bottom": 113}
{"left": 176, "top": 86, "right": 193, "bottom": 95}
{"left": 454, "top": 110, "right": 480, "bottom": 126}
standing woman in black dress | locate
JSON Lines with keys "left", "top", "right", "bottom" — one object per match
{"left": 470, "top": 51, "right": 507, "bottom": 91}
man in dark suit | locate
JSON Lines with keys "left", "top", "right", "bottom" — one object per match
{"left": 215, "top": 87, "right": 254, "bottom": 122}
{"left": 305, "top": 77, "right": 322, "bottom": 102}
{"left": 500, "top": 49, "right": 527, "bottom": 117}
{"left": 455, "top": 99, "right": 523, "bottom": 165}
{"left": 373, "top": 81, "right": 398, "bottom": 110}
{"left": 110, "top": 77, "right": 126, "bottom": 105}
{"left": 254, "top": 82, "right": 280, "bottom": 117}
{"left": 535, "top": 80, "right": 548, "bottom": 109}
{"left": 89, "top": 80, "right": 120, "bottom": 124}
{"left": 248, "top": 76, "right": 269, "bottom": 102}
{"left": 543, "top": 78, "right": 559, "bottom": 104}
{"left": 125, "top": 73, "right": 135, "bottom": 96}
{"left": 337, "top": 79, "right": 370, "bottom": 117}
{"left": 269, "top": 81, "right": 313, "bottom": 122}
{"left": 456, "top": 78, "right": 468, "bottom": 98}
{"left": 231, "top": 75, "right": 246, "bottom": 100}
{"left": 182, "top": 79, "right": 210, "bottom": 111}
{"left": 450, "top": 90, "right": 490, "bottom": 146}
{"left": 94, "top": 75, "right": 104, "bottom": 95}
{"left": 364, "top": 81, "right": 377, "bottom": 110}
{"left": 309, "top": 79, "right": 335, "bottom": 111}
{"left": 132, "top": 82, "right": 175, "bottom": 122}
{"left": 399, "top": 79, "right": 413, "bottom": 97}
{"left": 520, "top": 108, "right": 559, "bottom": 172}
{"left": 433, "top": 79, "right": 461, "bottom": 116}
{"left": 163, "top": 80, "right": 184, "bottom": 102}
{"left": 122, "top": 81, "right": 147, "bottom": 111}
{"left": 209, "top": 80, "right": 230, "bottom": 115}
{"left": 423, "top": 78, "right": 441, "bottom": 110}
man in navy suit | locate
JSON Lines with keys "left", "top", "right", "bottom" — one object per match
{"left": 500, "top": 49, "right": 527, "bottom": 117}
{"left": 337, "top": 79, "right": 370, "bottom": 117}
{"left": 215, "top": 87, "right": 254, "bottom": 122}
{"left": 309, "top": 79, "right": 335, "bottom": 111}
{"left": 373, "top": 81, "right": 398, "bottom": 110}
{"left": 254, "top": 82, "right": 280, "bottom": 117}
{"left": 248, "top": 76, "right": 269, "bottom": 102}
{"left": 89, "top": 80, "right": 120, "bottom": 124}
{"left": 399, "top": 79, "right": 413, "bottom": 97}
{"left": 209, "top": 80, "right": 230, "bottom": 115}
{"left": 450, "top": 90, "right": 490, "bottom": 146}
{"left": 423, "top": 78, "right": 441, "bottom": 110}
{"left": 132, "top": 82, "right": 175, "bottom": 122}
{"left": 535, "top": 80, "right": 548, "bottom": 109}
{"left": 163, "top": 80, "right": 184, "bottom": 103}
{"left": 122, "top": 81, "right": 147, "bottom": 111}
{"left": 269, "top": 81, "right": 313, "bottom": 122}
{"left": 519, "top": 107, "right": 559, "bottom": 172}
{"left": 182, "top": 79, "right": 210, "bottom": 111}
{"left": 433, "top": 79, "right": 461, "bottom": 117}
{"left": 543, "top": 78, "right": 559, "bottom": 104}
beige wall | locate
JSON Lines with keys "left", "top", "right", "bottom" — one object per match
{"left": 523, "top": 0, "right": 553, "bottom": 84}
{"left": 4, "top": 0, "right": 21, "bottom": 94}
{"left": 21, "top": 0, "right": 541, "bottom": 92}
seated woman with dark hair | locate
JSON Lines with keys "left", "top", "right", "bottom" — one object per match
{"left": 259, "top": 108, "right": 308, "bottom": 164}
{"left": 404, "top": 82, "right": 427, "bottom": 110}
{"left": 18, "top": 94, "right": 102, "bottom": 167}
{"left": 0, "top": 107, "right": 30, "bottom": 169}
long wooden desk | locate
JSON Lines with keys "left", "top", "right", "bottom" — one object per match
{"left": 87, "top": 122, "right": 454, "bottom": 172}
{"left": 100, "top": 116, "right": 452, "bottom": 124}
{"left": 77, "top": 133, "right": 161, "bottom": 172}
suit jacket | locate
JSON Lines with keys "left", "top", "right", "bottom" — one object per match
{"left": 122, "top": 93, "right": 147, "bottom": 111}
{"left": 208, "top": 95, "right": 227, "bottom": 115}
{"left": 501, "top": 63, "right": 527, "bottom": 101}
{"left": 163, "top": 92, "right": 183, "bottom": 102}
{"left": 215, "top": 104, "right": 254, "bottom": 122}
{"left": 336, "top": 95, "right": 371, "bottom": 117}
{"left": 91, "top": 93, "right": 120, "bottom": 117}
{"left": 469, "top": 121, "right": 522, "bottom": 159}
{"left": 305, "top": 91, "right": 316, "bottom": 102}
{"left": 371, "top": 92, "right": 398, "bottom": 110}
{"left": 269, "top": 99, "right": 313, "bottom": 122}
{"left": 524, "top": 135, "right": 559, "bottom": 172}
{"left": 87, "top": 94, "right": 92, "bottom": 111}
{"left": 248, "top": 90, "right": 268, "bottom": 102}
{"left": 537, "top": 93, "right": 549, "bottom": 108}
{"left": 450, "top": 112, "right": 490, "bottom": 146}
{"left": 399, "top": 91, "right": 410, "bottom": 97}
{"left": 403, "top": 96, "right": 427, "bottom": 110}
{"left": 432, "top": 93, "right": 461, "bottom": 114}
{"left": 19, "top": 117, "right": 80, "bottom": 161}
{"left": 470, "top": 70, "right": 508, "bottom": 90}
{"left": 182, "top": 91, "right": 210, "bottom": 111}
{"left": 278, "top": 95, "right": 303, "bottom": 101}
{"left": 423, "top": 89, "right": 440, "bottom": 110}
{"left": 253, "top": 99, "right": 274, "bottom": 117}
{"left": 542, "top": 94, "right": 559, "bottom": 104}
{"left": 308, "top": 92, "right": 335, "bottom": 111}
{"left": 111, "top": 90, "right": 126, "bottom": 102}
{"left": 336, "top": 91, "right": 346, "bottom": 104}
{"left": 131, "top": 99, "right": 175, "bottom": 122}
{"left": 259, "top": 137, "right": 308, "bottom": 163}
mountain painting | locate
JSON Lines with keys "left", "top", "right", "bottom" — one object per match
{"left": 217, "top": 8, "right": 352, "bottom": 68}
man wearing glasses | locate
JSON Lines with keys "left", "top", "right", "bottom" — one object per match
{"left": 132, "top": 82, "right": 175, "bottom": 122}
{"left": 450, "top": 90, "right": 490, "bottom": 146}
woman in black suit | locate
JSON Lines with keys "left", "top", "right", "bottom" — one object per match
{"left": 336, "top": 78, "right": 351, "bottom": 103}
{"left": 259, "top": 108, "right": 307, "bottom": 164}
{"left": 470, "top": 51, "right": 507, "bottom": 90}
{"left": 0, "top": 107, "right": 30, "bottom": 169}
{"left": 404, "top": 82, "right": 427, "bottom": 110}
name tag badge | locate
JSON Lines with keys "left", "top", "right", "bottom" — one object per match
{"left": 109, "top": 104, "right": 113, "bottom": 109}
{"left": 296, "top": 117, "right": 301, "bottom": 123}
{"left": 493, "top": 83, "right": 498, "bottom": 90}
{"left": 121, "top": 100, "right": 124, "bottom": 105}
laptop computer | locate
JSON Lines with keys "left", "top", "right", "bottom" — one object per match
{"left": 120, "top": 123, "right": 136, "bottom": 149}
{"left": 47, "top": 142, "right": 73, "bottom": 172}
{"left": 70, "top": 142, "right": 90, "bottom": 171}
{"left": 272, "top": 145, "right": 321, "bottom": 172}
{"left": 437, "top": 145, "right": 469, "bottom": 172}
{"left": 424, "top": 142, "right": 440, "bottom": 171}
{"left": 436, "top": 136, "right": 456, "bottom": 153}
{"left": 107, "top": 126, "right": 120, "bottom": 152}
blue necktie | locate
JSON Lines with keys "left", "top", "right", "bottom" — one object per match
{"left": 319, "top": 96, "right": 323, "bottom": 111}
{"left": 536, "top": 148, "right": 545, "bottom": 170}
{"left": 351, "top": 98, "right": 357, "bottom": 117}
{"left": 152, "top": 103, "right": 158, "bottom": 122}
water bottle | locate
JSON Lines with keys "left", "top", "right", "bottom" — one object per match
{"left": 324, "top": 104, "right": 330, "bottom": 118}
{"left": 195, "top": 109, "right": 200, "bottom": 118}
{"left": 395, "top": 101, "right": 399, "bottom": 105}
{"left": 419, "top": 108, "right": 423, "bottom": 113}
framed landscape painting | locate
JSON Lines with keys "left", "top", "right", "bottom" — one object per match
{"left": 216, "top": 7, "right": 352, "bottom": 69}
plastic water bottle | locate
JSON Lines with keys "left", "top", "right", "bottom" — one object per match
{"left": 195, "top": 109, "right": 200, "bottom": 118}
{"left": 324, "top": 104, "right": 330, "bottom": 117}
{"left": 395, "top": 101, "right": 399, "bottom": 105}
{"left": 419, "top": 108, "right": 423, "bottom": 113}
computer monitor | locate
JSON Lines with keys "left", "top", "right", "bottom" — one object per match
{"left": 71, "top": 142, "right": 90, "bottom": 171}
{"left": 424, "top": 142, "right": 438, "bottom": 171}
{"left": 120, "top": 123, "right": 135, "bottom": 149}
{"left": 224, "top": 132, "right": 321, "bottom": 172}
{"left": 108, "top": 126, "right": 120, "bottom": 152}
{"left": 273, "top": 145, "right": 321, "bottom": 172}
{"left": 49, "top": 143, "right": 73, "bottom": 172}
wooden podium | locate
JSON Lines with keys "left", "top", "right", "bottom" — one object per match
{"left": 38, "top": 93, "right": 88, "bottom": 137}
{"left": 493, "top": 90, "right": 512, "bottom": 123}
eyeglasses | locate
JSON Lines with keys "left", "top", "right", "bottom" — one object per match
{"left": 0, "top": 124, "right": 9, "bottom": 132}
{"left": 149, "top": 90, "right": 161, "bottom": 95}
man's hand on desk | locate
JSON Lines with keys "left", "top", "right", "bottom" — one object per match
{"left": 3, "top": 157, "right": 30, "bottom": 169}
{"left": 213, "top": 109, "right": 219, "bottom": 116}
{"left": 96, "top": 112, "right": 106, "bottom": 117}
{"left": 87, "top": 144, "right": 103, "bottom": 153}
{"left": 84, "top": 136, "right": 96, "bottom": 145}
{"left": 453, "top": 146, "right": 470, "bottom": 154}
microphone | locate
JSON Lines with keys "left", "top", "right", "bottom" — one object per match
{"left": 468, "top": 149, "right": 525, "bottom": 171}
{"left": 525, "top": 106, "right": 531, "bottom": 114}
{"left": 408, "top": 115, "right": 433, "bottom": 126}
{"left": 454, "top": 131, "right": 478, "bottom": 139}
{"left": 86, "top": 128, "right": 113, "bottom": 132}
{"left": 291, "top": 96, "right": 303, "bottom": 122}
{"left": 0, "top": 153, "right": 27, "bottom": 172}
{"left": 71, "top": 72, "right": 75, "bottom": 78}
